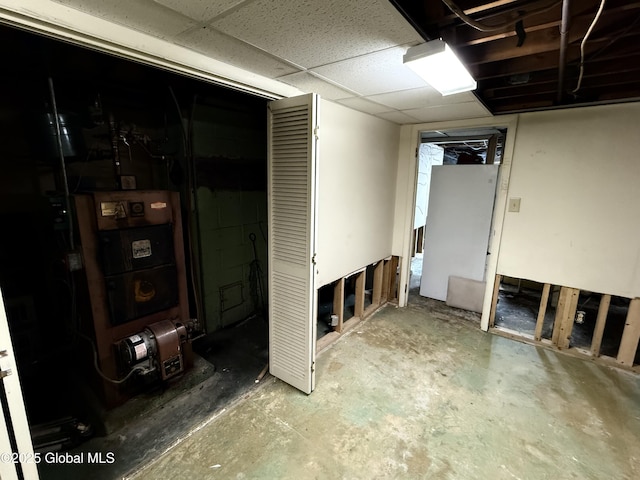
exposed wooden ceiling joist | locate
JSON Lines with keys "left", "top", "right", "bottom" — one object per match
{"left": 389, "top": 0, "right": 640, "bottom": 114}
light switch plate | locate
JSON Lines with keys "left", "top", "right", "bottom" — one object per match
{"left": 508, "top": 197, "right": 521, "bottom": 212}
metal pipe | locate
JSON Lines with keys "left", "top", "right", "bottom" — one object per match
{"left": 47, "top": 77, "right": 75, "bottom": 250}
{"left": 108, "top": 113, "right": 121, "bottom": 189}
{"left": 557, "top": 0, "right": 571, "bottom": 103}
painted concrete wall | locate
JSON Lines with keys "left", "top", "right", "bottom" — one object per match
{"left": 498, "top": 102, "right": 640, "bottom": 298}
{"left": 316, "top": 100, "right": 400, "bottom": 287}
{"left": 198, "top": 188, "right": 267, "bottom": 331}
{"left": 193, "top": 101, "right": 268, "bottom": 332}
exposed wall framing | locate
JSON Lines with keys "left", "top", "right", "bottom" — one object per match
{"left": 591, "top": 294, "right": 611, "bottom": 356}
{"left": 333, "top": 278, "right": 345, "bottom": 334}
{"left": 410, "top": 226, "right": 425, "bottom": 257}
{"left": 488, "top": 274, "right": 502, "bottom": 328}
{"left": 370, "top": 261, "right": 384, "bottom": 313}
{"left": 618, "top": 299, "right": 640, "bottom": 366}
{"left": 552, "top": 287, "right": 579, "bottom": 350}
{"left": 354, "top": 269, "right": 365, "bottom": 319}
{"left": 387, "top": 256, "right": 399, "bottom": 301}
{"left": 317, "top": 256, "right": 400, "bottom": 353}
{"left": 489, "top": 275, "right": 640, "bottom": 372}
{"left": 416, "top": 226, "right": 424, "bottom": 254}
{"left": 534, "top": 283, "right": 551, "bottom": 342}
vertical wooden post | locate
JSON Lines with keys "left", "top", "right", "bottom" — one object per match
{"left": 486, "top": 134, "right": 498, "bottom": 164}
{"left": 372, "top": 261, "right": 384, "bottom": 306}
{"left": 590, "top": 294, "right": 611, "bottom": 357}
{"left": 616, "top": 298, "right": 640, "bottom": 366}
{"left": 551, "top": 288, "right": 567, "bottom": 344}
{"left": 354, "top": 271, "right": 365, "bottom": 318}
{"left": 489, "top": 274, "right": 502, "bottom": 328}
{"left": 381, "top": 259, "right": 391, "bottom": 303}
{"left": 388, "top": 256, "right": 399, "bottom": 301}
{"left": 416, "top": 226, "right": 425, "bottom": 254}
{"left": 411, "top": 229, "right": 416, "bottom": 257}
{"left": 552, "top": 287, "right": 579, "bottom": 349}
{"left": 534, "top": 283, "right": 551, "bottom": 341}
{"left": 333, "top": 278, "right": 345, "bottom": 333}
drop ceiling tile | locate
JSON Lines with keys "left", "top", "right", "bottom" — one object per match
{"left": 337, "top": 97, "right": 392, "bottom": 115}
{"left": 404, "top": 102, "right": 492, "bottom": 123}
{"left": 176, "top": 26, "right": 300, "bottom": 78}
{"left": 366, "top": 87, "right": 477, "bottom": 111}
{"left": 375, "top": 111, "right": 420, "bottom": 125}
{"left": 311, "top": 47, "right": 427, "bottom": 96}
{"left": 277, "top": 72, "right": 355, "bottom": 100}
{"left": 53, "top": 0, "right": 195, "bottom": 38}
{"left": 211, "top": 0, "right": 421, "bottom": 68}
{"left": 153, "top": 0, "right": 244, "bottom": 21}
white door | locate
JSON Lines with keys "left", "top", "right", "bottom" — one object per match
{"left": 0, "top": 291, "right": 39, "bottom": 480}
{"left": 267, "top": 93, "right": 319, "bottom": 394}
{"left": 420, "top": 165, "right": 499, "bottom": 301}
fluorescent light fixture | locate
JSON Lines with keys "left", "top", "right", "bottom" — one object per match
{"left": 403, "top": 40, "right": 477, "bottom": 96}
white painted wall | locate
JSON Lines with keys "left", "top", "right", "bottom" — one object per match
{"left": 498, "top": 102, "right": 640, "bottom": 298}
{"left": 316, "top": 100, "right": 400, "bottom": 287}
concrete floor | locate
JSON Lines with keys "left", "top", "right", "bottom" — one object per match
{"left": 129, "top": 295, "right": 640, "bottom": 480}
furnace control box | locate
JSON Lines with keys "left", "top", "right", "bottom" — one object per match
{"left": 75, "top": 191, "right": 191, "bottom": 407}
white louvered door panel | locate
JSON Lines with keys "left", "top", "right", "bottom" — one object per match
{"left": 267, "top": 93, "right": 318, "bottom": 394}
{"left": 0, "top": 290, "right": 39, "bottom": 480}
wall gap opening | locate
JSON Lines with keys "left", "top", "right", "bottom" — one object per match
{"left": 490, "top": 274, "right": 640, "bottom": 369}
{"left": 600, "top": 297, "right": 630, "bottom": 358}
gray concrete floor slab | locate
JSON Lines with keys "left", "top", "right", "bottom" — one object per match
{"left": 129, "top": 295, "right": 640, "bottom": 480}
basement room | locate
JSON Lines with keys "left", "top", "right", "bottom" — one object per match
{"left": 1, "top": 1, "right": 639, "bottom": 479}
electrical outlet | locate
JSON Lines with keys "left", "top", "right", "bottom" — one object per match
{"left": 508, "top": 197, "right": 521, "bottom": 212}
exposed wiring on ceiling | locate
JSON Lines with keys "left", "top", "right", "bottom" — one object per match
{"left": 583, "top": 11, "right": 640, "bottom": 64}
{"left": 440, "top": 0, "right": 562, "bottom": 32}
{"left": 572, "top": 0, "right": 607, "bottom": 94}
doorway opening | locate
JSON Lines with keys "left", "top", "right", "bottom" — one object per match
{"left": 409, "top": 128, "right": 507, "bottom": 310}
{"left": 0, "top": 25, "right": 270, "bottom": 480}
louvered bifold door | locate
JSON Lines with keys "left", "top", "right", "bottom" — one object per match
{"left": 267, "top": 93, "right": 318, "bottom": 394}
{"left": 0, "top": 290, "right": 39, "bottom": 480}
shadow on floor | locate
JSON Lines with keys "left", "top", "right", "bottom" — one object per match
{"left": 37, "top": 315, "right": 268, "bottom": 480}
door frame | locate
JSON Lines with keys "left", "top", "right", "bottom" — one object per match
{"left": 395, "top": 115, "right": 519, "bottom": 331}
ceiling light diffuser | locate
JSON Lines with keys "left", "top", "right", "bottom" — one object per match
{"left": 403, "top": 40, "right": 477, "bottom": 96}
